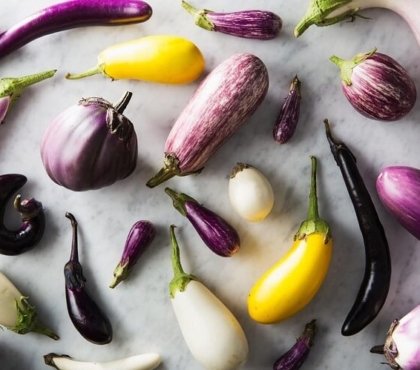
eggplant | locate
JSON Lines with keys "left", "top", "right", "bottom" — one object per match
{"left": 0, "top": 0, "right": 153, "bottom": 59}
{"left": 146, "top": 53, "right": 269, "bottom": 187}
{"left": 0, "top": 174, "right": 45, "bottom": 256}
{"left": 64, "top": 213, "right": 113, "bottom": 345}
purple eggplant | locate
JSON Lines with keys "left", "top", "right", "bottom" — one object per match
{"left": 181, "top": 0, "right": 281, "bottom": 40}
{"left": 0, "top": 174, "right": 45, "bottom": 256}
{"left": 147, "top": 53, "right": 269, "bottom": 188}
{"left": 64, "top": 213, "right": 112, "bottom": 345}
{"left": 330, "top": 49, "right": 417, "bottom": 121}
{"left": 110, "top": 220, "right": 156, "bottom": 289}
{"left": 0, "top": 70, "right": 56, "bottom": 124}
{"left": 376, "top": 166, "right": 420, "bottom": 240}
{"left": 0, "top": 0, "right": 152, "bottom": 59}
{"left": 273, "top": 76, "right": 302, "bottom": 144}
{"left": 165, "top": 188, "right": 240, "bottom": 257}
{"left": 273, "top": 320, "right": 316, "bottom": 370}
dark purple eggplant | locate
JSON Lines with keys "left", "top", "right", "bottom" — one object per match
{"left": 273, "top": 320, "right": 316, "bottom": 370}
{"left": 273, "top": 76, "right": 302, "bottom": 144}
{"left": 110, "top": 220, "right": 156, "bottom": 289}
{"left": 165, "top": 188, "right": 240, "bottom": 257}
{"left": 64, "top": 212, "right": 112, "bottom": 345}
{"left": 0, "top": 0, "right": 153, "bottom": 59}
{"left": 181, "top": 0, "right": 281, "bottom": 40}
{"left": 0, "top": 174, "right": 45, "bottom": 256}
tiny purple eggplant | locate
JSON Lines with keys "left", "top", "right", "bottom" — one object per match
{"left": 273, "top": 320, "right": 316, "bottom": 370}
{"left": 110, "top": 220, "right": 156, "bottom": 289}
{"left": 330, "top": 49, "right": 417, "bottom": 121}
{"left": 273, "top": 76, "right": 302, "bottom": 144}
{"left": 376, "top": 166, "right": 420, "bottom": 240}
{"left": 0, "top": 70, "right": 56, "bottom": 124}
{"left": 181, "top": 0, "right": 281, "bottom": 40}
{"left": 165, "top": 188, "right": 240, "bottom": 257}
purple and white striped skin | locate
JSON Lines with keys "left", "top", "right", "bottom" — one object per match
{"left": 146, "top": 53, "right": 269, "bottom": 188}
{"left": 0, "top": 96, "right": 10, "bottom": 124}
{"left": 110, "top": 220, "right": 156, "bottom": 289}
{"left": 273, "top": 320, "right": 316, "bottom": 370}
{"left": 41, "top": 92, "right": 138, "bottom": 191}
{"left": 0, "top": 0, "right": 152, "bottom": 59}
{"left": 376, "top": 166, "right": 420, "bottom": 240}
{"left": 165, "top": 188, "right": 240, "bottom": 257}
{"left": 273, "top": 76, "right": 302, "bottom": 144}
{"left": 330, "top": 49, "right": 417, "bottom": 121}
{"left": 182, "top": 1, "right": 281, "bottom": 40}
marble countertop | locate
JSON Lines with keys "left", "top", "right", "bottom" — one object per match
{"left": 1, "top": 1, "right": 420, "bottom": 369}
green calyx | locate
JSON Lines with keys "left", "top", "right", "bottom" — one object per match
{"left": 181, "top": 0, "right": 215, "bottom": 31}
{"left": 169, "top": 225, "right": 196, "bottom": 298}
{"left": 164, "top": 187, "right": 196, "bottom": 217}
{"left": 294, "top": 0, "right": 357, "bottom": 37}
{"left": 146, "top": 155, "right": 181, "bottom": 188}
{"left": 330, "top": 48, "right": 377, "bottom": 85}
{"left": 295, "top": 156, "right": 331, "bottom": 242}
{"left": 109, "top": 262, "right": 129, "bottom": 289}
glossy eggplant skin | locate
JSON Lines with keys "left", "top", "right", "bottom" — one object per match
{"left": 0, "top": 174, "right": 45, "bottom": 256}
{"left": 0, "top": 0, "right": 153, "bottom": 59}
{"left": 64, "top": 212, "right": 112, "bottom": 345}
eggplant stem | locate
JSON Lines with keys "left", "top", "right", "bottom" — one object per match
{"left": 164, "top": 187, "right": 196, "bottom": 216}
{"left": 65, "top": 212, "right": 79, "bottom": 262}
{"left": 370, "top": 345, "right": 385, "bottom": 354}
{"left": 32, "top": 323, "right": 60, "bottom": 340}
{"left": 114, "top": 91, "right": 133, "bottom": 114}
{"left": 181, "top": 0, "right": 214, "bottom": 31}
{"left": 307, "top": 156, "right": 319, "bottom": 220}
{"left": 7, "top": 70, "right": 57, "bottom": 91}
{"left": 291, "top": 75, "right": 302, "bottom": 97}
{"left": 65, "top": 65, "right": 102, "bottom": 80}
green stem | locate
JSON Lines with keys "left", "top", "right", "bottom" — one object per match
{"left": 307, "top": 156, "right": 319, "bottom": 220}
{"left": 146, "top": 154, "right": 181, "bottom": 188}
{"left": 65, "top": 65, "right": 102, "bottom": 80}
{"left": 109, "top": 262, "right": 128, "bottom": 289}
{"left": 114, "top": 91, "right": 133, "bottom": 114}
{"left": 32, "top": 323, "right": 60, "bottom": 340}
{"left": 181, "top": 0, "right": 215, "bottom": 31}
{"left": 290, "top": 75, "right": 302, "bottom": 97}
{"left": 165, "top": 187, "right": 196, "bottom": 216}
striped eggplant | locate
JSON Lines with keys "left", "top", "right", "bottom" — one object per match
{"left": 330, "top": 49, "right": 417, "bottom": 121}
{"left": 146, "top": 53, "right": 269, "bottom": 188}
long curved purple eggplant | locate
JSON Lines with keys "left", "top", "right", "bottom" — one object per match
{"left": 0, "top": 174, "right": 45, "bottom": 256}
{"left": 0, "top": 0, "right": 153, "bottom": 59}
{"left": 165, "top": 188, "right": 240, "bottom": 257}
{"left": 64, "top": 212, "right": 112, "bottom": 345}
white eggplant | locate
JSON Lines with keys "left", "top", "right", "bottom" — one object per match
{"left": 44, "top": 353, "right": 161, "bottom": 370}
{"left": 228, "top": 163, "right": 274, "bottom": 222}
{"left": 169, "top": 226, "right": 249, "bottom": 370}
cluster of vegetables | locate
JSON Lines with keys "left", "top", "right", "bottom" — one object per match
{"left": 0, "top": 0, "right": 420, "bottom": 369}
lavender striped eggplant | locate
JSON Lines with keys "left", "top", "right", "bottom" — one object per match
{"left": 181, "top": 1, "right": 281, "bottom": 40}
{"left": 110, "top": 220, "right": 156, "bottom": 288}
{"left": 146, "top": 53, "right": 269, "bottom": 188}
{"left": 273, "top": 320, "right": 316, "bottom": 370}
{"left": 165, "top": 188, "right": 240, "bottom": 257}
{"left": 0, "top": 0, "right": 152, "bottom": 59}
{"left": 273, "top": 76, "right": 302, "bottom": 144}
{"left": 330, "top": 49, "right": 417, "bottom": 121}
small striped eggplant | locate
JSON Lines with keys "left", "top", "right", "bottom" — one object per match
{"left": 146, "top": 53, "right": 269, "bottom": 188}
{"left": 181, "top": 1, "right": 281, "bottom": 40}
{"left": 273, "top": 320, "right": 316, "bottom": 370}
{"left": 165, "top": 188, "right": 240, "bottom": 257}
{"left": 330, "top": 49, "right": 417, "bottom": 121}
{"left": 273, "top": 76, "right": 302, "bottom": 144}
{"left": 0, "top": 70, "right": 56, "bottom": 124}
{"left": 376, "top": 166, "right": 420, "bottom": 240}
{"left": 110, "top": 220, "right": 156, "bottom": 289}
{"left": 0, "top": 0, "right": 152, "bottom": 59}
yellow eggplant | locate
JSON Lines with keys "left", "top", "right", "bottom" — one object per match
{"left": 248, "top": 156, "right": 332, "bottom": 324}
{"left": 66, "top": 35, "right": 205, "bottom": 84}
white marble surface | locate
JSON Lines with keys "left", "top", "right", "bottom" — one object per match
{"left": 1, "top": 1, "right": 420, "bottom": 369}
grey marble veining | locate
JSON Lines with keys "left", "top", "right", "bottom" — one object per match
{"left": 0, "top": 1, "right": 419, "bottom": 369}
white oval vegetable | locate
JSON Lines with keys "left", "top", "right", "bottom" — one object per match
{"left": 44, "top": 353, "right": 161, "bottom": 370}
{"left": 228, "top": 163, "right": 274, "bottom": 222}
{"left": 169, "top": 226, "right": 248, "bottom": 370}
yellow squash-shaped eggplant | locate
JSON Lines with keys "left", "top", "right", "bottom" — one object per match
{"left": 66, "top": 35, "right": 205, "bottom": 84}
{"left": 248, "top": 156, "right": 332, "bottom": 324}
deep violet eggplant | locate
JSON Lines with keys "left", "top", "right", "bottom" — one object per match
{"left": 0, "top": 174, "right": 45, "bottom": 256}
{"left": 0, "top": 0, "right": 152, "bottom": 59}
{"left": 64, "top": 212, "right": 112, "bottom": 345}
{"left": 0, "top": 70, "right": 56, "bottom": 124}
{"left": 110, "top": 220, "right": 156, "bottom": 289}
{"left": 181, "top": 0, "right": 281, "bottom": 40}
{"left": 377, "top": 166, "right": 420, "bottom": 240}
{"left": 165, "top": 188, "right": 240, "bottom": 257}
{"left": 273, "top": 320, "right": 316, "bottom": 370}
{"left": 273, "top": 76, "right": 302, "bottom": 144}
{"left": 330, "top": 49, "right": 417, "bottom": 121}
{"left": 146, "top": 53, "right": 269, "bottom": 188}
